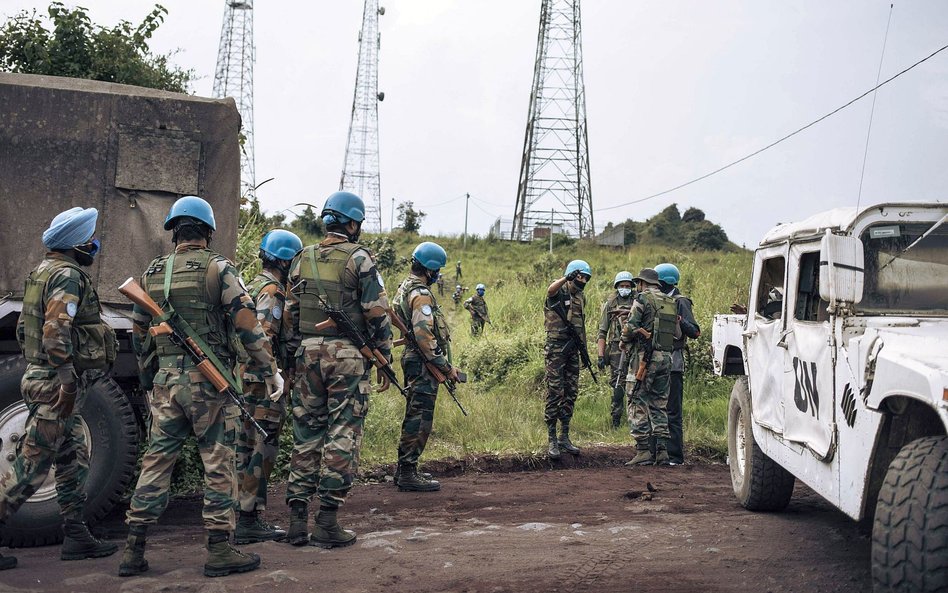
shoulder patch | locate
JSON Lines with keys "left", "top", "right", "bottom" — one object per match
{"left": 420, "top": 304, "right": 433, "bottom": 316}
{"left": 272, "top": 306, "right": 283, "bottom": 320}
{"left": 418, "top": 288, "right": 430, "bottom": 295}
{"left": 377, "top": 271, "right": 385, "bottom": 288}
{"left": 66, "top": 302, "right": 77, "bottom": 317}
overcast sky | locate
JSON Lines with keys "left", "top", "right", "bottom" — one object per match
{"left": 3, "top": 1, "right": 947, "bottom": 247}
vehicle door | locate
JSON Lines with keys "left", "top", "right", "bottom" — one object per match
{"left": 744, "top": 244, "right": 788, "bottom": 433}
{"left": 781, "top": 241, "right": 835, "bottom": 459}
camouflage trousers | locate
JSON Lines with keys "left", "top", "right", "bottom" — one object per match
{"left": 286, "top": 337, "right": 370, "bottom": 509}
{"left": 544, "top": 339, "right": 580, "bottom": 425}
{"left": 127, "top": 368, "right": 240, "bottom": 531}
{"left": 470, "top": 317, "right": 485, "bottom": 337}
{"left": 0, "top": 368, "right": 88, "bottom": 523}
{"left": 398, "top": 357, "right": 439, "bottom": 465}
{"left": 236, "top": 380, "right": 286, "bottom": 513}
{"left": 607, "top": 346, "right": 627, "bottom": 423}
{"left": 626, "top": 350, "right": 671, "bottom": 445}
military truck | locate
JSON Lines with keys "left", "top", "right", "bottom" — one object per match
{"left": 0, "top": 73, "right": 242, "bottom": 547}
{"left": 712, "top": 202, "right": 947, "bottom": 592}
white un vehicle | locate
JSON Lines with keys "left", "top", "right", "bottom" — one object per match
{"left": 712, "top": 202, "right": 947, "bottom": 593}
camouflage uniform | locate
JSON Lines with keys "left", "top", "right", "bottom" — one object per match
{"left": 660, "top": 287, "right": 700, "bottom": 464}
{"left": 597, "top": 291, "right": 634, "bottom": 424}
{"left": 462, "top": 293, "right": 489, "bottom": 336}
{"left": 127, "top": 245, "right": 277, "bottom": 532}
{"left": 622, "top": 286, "right": 679, "bottom": 455}
{"left": 393, "top": 274, "right": 453, "bottom": 467}
{"left": 284, "top": 235, "right": 392, "bottom": 509}
{"left": 544, "top": 284, "right": 586, "bottom": 426}
{"left": 237, "top": 270, "right": 292, "bottom": 513}
{"left": 0, "top": 253, "right": 114, "bottom": 524}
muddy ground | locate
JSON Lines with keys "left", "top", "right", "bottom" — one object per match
{"left": 0, "top": 447, "right": 871, "bottom": 593}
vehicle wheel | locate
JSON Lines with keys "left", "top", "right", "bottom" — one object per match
{"left": 727, "top": 376, "right": 795, "bottom": 511}
{"left": 871, "top": 435, "right": 948, "bottom": 592}
{"left": 0, "top": 356, "right": 139, "bottom": 547}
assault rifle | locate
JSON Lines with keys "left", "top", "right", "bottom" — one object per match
{"left": 550, "top": 300, "right": 598, "bottom": 384}
{"left": 387, "top": 307, "right": 468, "bottom": 416}
{"left": 118, "top": 278, "right": 268, "bottom": 438}
{"left": 310, "top": 293, "right": 408, "bottom": 397}
{"left": 626, "top": 327, "right": 653, "bottom": 398}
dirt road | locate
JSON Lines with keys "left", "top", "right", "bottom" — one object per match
{"left": 0, "top": 449, "right": 871, "bottom": 593}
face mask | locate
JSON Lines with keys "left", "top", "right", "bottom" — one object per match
{"left": 426, "top": 270, "right": 440, "bottom": 286}
{"left": 476, "top": 289, "right": 485, "bottom": 296}
{"left": 617, "top": 287, "right": 632, "bottom": 298}
{"left": 573, "top": 278, "right": 587, "bottom": 291}
{"left": 73, "top": 238, "right": 100, "bottom": 267}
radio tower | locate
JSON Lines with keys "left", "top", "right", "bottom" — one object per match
{"left": 512, "top": 0, "right": 594, "bottom": 240}
{"left": 213, "top": 1, "right": 256, "bottom": 199}
{"left": 340, "top": 0, "right": 385, "bottom": 233}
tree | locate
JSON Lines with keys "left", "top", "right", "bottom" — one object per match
{"left": 291, "top": 205, "right": 324, "bottom": 238}
{"left": 397, "top": 201, "right": 426, "bottom": 234}
{"left": 0, "top": 3, "right": 192, "bottom": 92}
{"left": 686, "top": 220, "right": 729, "bottom": 250}
{"left": 682, "top": 207, "right": 706, "bottom": 223}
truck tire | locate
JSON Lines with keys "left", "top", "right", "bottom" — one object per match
{"left": 871, "top": 435, "right": 948, "bottom": 593}
{"left": 727, "top": 376, "right": 795, "bottom": 511}
{"left": 0, "top": 356, "right": 139, "bottom": 547}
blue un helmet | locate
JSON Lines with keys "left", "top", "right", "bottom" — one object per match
{"left": 613, "top": 270, "right": 634, "bottom": 287}
{"left": 164, "top": 196, "right": 216, "bottom": 230}
{"left": 655, "top": 263, "right": 681, "bottom": 286}
{"left": 476, "top": 283, "right": 485, "bottom": 295}
{"left": 412, "top": 241, "right": 447, "bottom": 271}
{"left": 321, "top": 191, "right": 365, "bottom": 226}
{"left": 564, "top": 259, "right": 592, "bottom": 279}
{"left": 260, "top": 229, "right": 303, "bottom": 262}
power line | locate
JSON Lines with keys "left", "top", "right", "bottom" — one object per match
{"left": 856, "top": 3, "right": 894, "bottom": 211}
{"left": 595, "top": 40, "right": 948, "bottom": 214}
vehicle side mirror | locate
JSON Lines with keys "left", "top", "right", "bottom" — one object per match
{"left": 819, "top": 231, "right": 864, "bottom": 306}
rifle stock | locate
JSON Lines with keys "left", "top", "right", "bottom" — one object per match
{"left": 118, "top": 277, "right": 269, "bottom": 438}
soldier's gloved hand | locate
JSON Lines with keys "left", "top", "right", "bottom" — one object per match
{"left": 266, "top": 372, "right": 285, "bottom": 402}
{"left": 52, "top": 382, "right": 78, "bottom": 419}
{"left": 566, "top": 270, "right": 580, "bottom": 281}
{"left": 597, "top": 356, "right": 606, "bottom": 370}
{"left": 618, "top": 341, "right": 630, "bottom": 352}
{"left": 375, "top": 368, "right": 391, "bottom": 393}
{"left": 446, "top": 366, "right": 461, "bottom": 383}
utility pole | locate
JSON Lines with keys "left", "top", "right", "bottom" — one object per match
{"left": 512, "top": 0, "right": 594, "bottom": 241}
{"left": 391, "top": 195, "right": 395, "bottom": 231}
{"left": 213, "top": 0, "right": 255, "bottom": 200}
{"left": 340, "top": 0, "right": 385, "bottom": 233}
{"left": 463, "top": 193, "right": 470, "bottom": 249}
{"left": 549, "top": 207, "right": 554, "bottom": 254}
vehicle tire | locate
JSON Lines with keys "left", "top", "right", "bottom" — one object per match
{"left": 871, "top": 435, "right": 948, "bottom": 593}
{"left": 0, "top": 356, "right": 139, "bottom": 547}
{"left": 727, "top": 376, "right": 795, "bottom": 511}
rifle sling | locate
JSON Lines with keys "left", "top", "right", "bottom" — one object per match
{"left": 161, "top": 252, "right": 242, "bottom": 393}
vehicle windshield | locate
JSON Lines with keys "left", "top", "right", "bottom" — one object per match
{"left": 860, "top": 221, "right": 948, "bottom": 316}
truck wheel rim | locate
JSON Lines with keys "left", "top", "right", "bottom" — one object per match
{"left": 735, "top": 407, "right": 747, "bottom": 480}
{"left": 0, "top": 401, "right": 92, "bottom": 503}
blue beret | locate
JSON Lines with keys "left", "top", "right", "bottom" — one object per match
{"left": 43, "top": 207, "right": 98, "bottom": 250}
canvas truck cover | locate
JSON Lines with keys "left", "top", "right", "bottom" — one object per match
{"left": 0, "top": 73, "right": 241, "bottom": 305}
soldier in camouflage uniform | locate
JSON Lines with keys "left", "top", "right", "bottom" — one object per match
{"left": 544, "top": 260, "right": 592, "bottom": 459}
{"left": 392, "top": 242, "right": 459, "bottom": 492}
{"left": 621, "top": 268, "right": 681, "bottom": 467}
{"left": 0, "top": 207, "right": 117, "bottom": 570}
{"left": 119, "top": 196, "right": 280, "bottom": 578}
{"left": 283, "top": 191, "right": 393, "bottom": 548}
{"left": 596, "top": 271, "right": 635, "bottom": 429}
{"left": 462, "top": 283, "right": 490, "bottom": 336}
{"left": 234, "top": 229, "right": 303, "bottom": 544}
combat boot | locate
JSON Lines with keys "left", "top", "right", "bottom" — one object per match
{"left": 655, "top": 439, "right": 671, "bottom": 466}
{"left": 258, "top": 512, "right": 287, "bottom": 540}
{"left": 611, "top": 415, "right": 622, "bottom": 430}
{"left": 397, "top": 464, "right": 441, "bottom": 492}
{"left": 204, "top": 531, "right": 260, "bottom": 577}
{"left": 235, "top": 510, "right": 282, "bottom": 544}
{"left": 393, "top": 464, "right": 432, "bottom": 486}
{"left": 310, "top": 505, "right": 357, "bottom": 549}
{"left": 0, "top": 551, "right": 16, "bottom": 570}
{"left": 117, "top": 524, "right": 148, "bottom": 577}
{"left": 558, "top": 423, "right": 580, "bottom": 455}
{"left": 285, "top": 501, "right": 309, "bottom": 546}
{"left": 547, "top": 423, "right": 560, "bottom": 459}
{"left": 61, "top": 519, "right": 118, "bottom": 561}
{"left": 625, "top": 446, "right": 654, "bottom": 466}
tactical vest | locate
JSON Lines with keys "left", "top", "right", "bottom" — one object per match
{"left": 247, "top": 272, "right": 287, "bottom": 362}
{"left": 144, "top": 249, "right": 235, "bottom": 365}
{"left": 606, "top": 293, "right": 633, "bottom": 343}
{"left": 394, "top": 276, "right": 452, "bottom": 363}
{"left": 642, "top": 290, "right": 679, "bottom": 352}
{"left": 298, "top": 242, "right": 367, "bottom": 336}
{"left": 544, "top": 285, "right": 585, "bottom": 337}
{"left": 20, "top": 258, "right": 116, "bottom": 372}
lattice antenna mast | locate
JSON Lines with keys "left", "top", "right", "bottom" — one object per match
{"left": 512, "top": 0, "right": 594, "bottom": 240}
{"left": 213, "top": 1, "right": 256, "bottom": 200}
{"left": 340, "top": 0, "right": 385, "bottom": 233}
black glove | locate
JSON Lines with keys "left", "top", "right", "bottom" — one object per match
{"left": 597, "top": 356, "right": 606, "bottom": 370}
{"left": 566, "top": 270, "right": 580, "bottom": 281}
